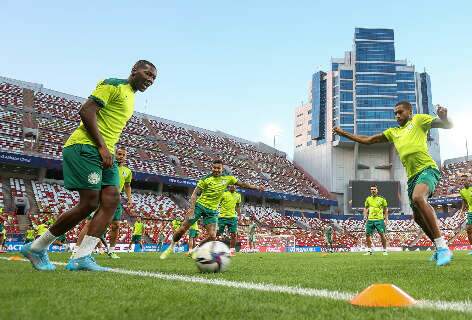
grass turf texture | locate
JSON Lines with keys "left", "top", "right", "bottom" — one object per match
{"left": 1, "top": 251, "right": 471, "bottom": 320}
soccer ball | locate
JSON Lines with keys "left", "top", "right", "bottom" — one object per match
{"left": 194, "top": 241, "right": 231, "bottom": 273}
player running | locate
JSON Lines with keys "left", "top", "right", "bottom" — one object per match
{"left": 334, "top": 101, "right": 453, "bottom": 266}
{"left": 459, "top": 174, "right": 472, "bottom": 255}
{"left": 156, "top": 230, "right": 165, "bottom": 252}
{"left": 217, "top": 185, "right": 242, "bottom": 256}
{"left": 363, "top": 185, "right": 389, "bottom": 256}
{"left": 160, "top": 159, "right": 264, "bottom": 259}
{"left": 128, "top": 216, "right": 146, "bottom": 252}
{"left": 75, "top": 147, "right": 133, "bottom": 259}
{"left": 22, "top": 60, "right": 157, "bottom": 271}
{"left": 248, "top": 220, "right": 257, "bottom": 252}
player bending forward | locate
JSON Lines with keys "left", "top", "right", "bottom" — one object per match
{"left": 160, "top": 159, "right": 263, "bottom": 259}
{"left": 334, "top": 101, "right": 453, "bottom": 266}
{"left": 459, "top": 175, "right": 472, "bottom": 255}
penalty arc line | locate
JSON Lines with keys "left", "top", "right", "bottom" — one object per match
{"left": 2, "top": 256, "right": 472, "bottom": 314}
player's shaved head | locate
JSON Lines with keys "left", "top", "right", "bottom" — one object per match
{"left": 133, "top": 60, "right": 156, "bottom": 71}
{"left": 394, "top": 101, "right": 413, "bottom": 126}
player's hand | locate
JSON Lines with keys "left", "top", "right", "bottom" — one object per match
{"left": 332, "top": 127, "right": 343, "bottom": 136}
{"left": 436, "top": 105, "right": 448, "bottom": 120}
{"left": 258, "top": 185, "right": 265, "bottom": 192}
{"left": 98, "top": 146, "right": 113, "bottom": 168}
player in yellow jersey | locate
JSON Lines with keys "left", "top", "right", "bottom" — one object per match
{"left": 363, "top": 185, "right": 389, "bottom": 256}
{"left": 459, "top": 174, "right": 472, "bottom": 255}
{"left": 75, "top": 147, "right": 133, "bottom": 259}
{"left": 128, "top": 216, "right": 146, "bottom": 252}
{"left": 334, "top": 101, "right": 453, "bottom": 266}
{"left": 160, "top": 159, "right": 264, "bottom": 259}
{"left": 22, "top": 60, "right": 157, "bottom": 271}
{"left": 217, "top": 185, "right": 242, "bottom": 256}
{"left": 186, "top": 222, "right": 200, "bottom": 257}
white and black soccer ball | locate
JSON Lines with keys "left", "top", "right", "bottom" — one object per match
{"left": 194, "top": 241, "right": 231, "bottom": 273}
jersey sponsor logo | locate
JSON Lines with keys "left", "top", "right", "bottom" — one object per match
{"left": 88, "top": 172, "right": 101, "bottom": 185}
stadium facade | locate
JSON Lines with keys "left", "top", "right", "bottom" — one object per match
{"left": 294, "top": 28, "right": 441, "bottom": 214}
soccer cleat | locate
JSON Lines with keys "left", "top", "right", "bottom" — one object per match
{"left": 363, "top": 251, "right": 373, "bottom": 256}
{"left": 383, "top": 251, "right": 388, "bottom": 256}
{"left": 65, "top": 255, "right": 110, "bottom": 271}
{"left": 429, "top": 251, "right": 438, "bottom": 262}
{"left": 436, "top": 248, "right": 452, "bottom": 267}
{"left": 21, "top": 243, "right": 56, "bottom": 271}
{"left": 469, "top": 251, "right": 472, "bottom": 255}
{"left": 108, "top": 252, "right": 120, "bottom": 259}
{"left": 159, "top": 246, "right": 173, "bottom": 260}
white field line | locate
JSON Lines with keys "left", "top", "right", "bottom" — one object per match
{"left": 2, "top": 256, "right": 472, "bottom": 314}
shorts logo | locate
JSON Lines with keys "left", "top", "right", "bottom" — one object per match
{"left": 88, "top": 172, "right": 101, "bottom": 185}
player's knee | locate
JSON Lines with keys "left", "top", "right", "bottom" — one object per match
{"left": 411, "top": 193, "right": 426, "bottom": 206}
{"left": 101, "top": 188, "right": 120, "bottom": 208}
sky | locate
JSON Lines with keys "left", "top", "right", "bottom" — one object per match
{"left": 1, "top": 0, "right": 471, "bottom": 162}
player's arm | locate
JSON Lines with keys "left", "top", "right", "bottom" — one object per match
{"left": 78, "top": 99, "right": 113, "bottom": 168}
{"left": 235, "top": 181, "right": 265, "bottom": 192}
{"left": 124, "top": 182, "right": 132, "bottom": 206}
{"left": 383, "top": 207, "right": 389, "bottom": 222}
{"left": 431, "top": 105, "right": 453, "bottom": 129}
{"left": 333, "top": 127, "right": 388, "bottom": 145}
{"left": 461, "top": 199, "right": 467, "bottom": 214}
{"left": 363, "top": 207, "right": 369, "bottom": 220}
{"left": 188, "top": 187, "right": 202, "bottom": 212}
{"left": 236, "top": 203, "right": 241, "bottom": 217}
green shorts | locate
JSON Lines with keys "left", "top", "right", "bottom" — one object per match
{"left": 407, "top": 167, "right": 441, "bottom": 210}
{"left": 325, "top": 236, "right": 333, "bottom": 244}
{"left": 25, "top": 238, "right": 34, "bottom": 243}
{"left": 218, "top": 217, "right": 238, "bottom": 234}
{"left": 131, "top": 235, "right": 142, "bottom": 243}
{"left": 0, "top": 224, "right": 3, "bottom": 232}
{"left": 87, "top": 203, "right": 123, "bottom": 221}
{"left": 366, "top": 220, "right": 386, "bottom": 236}
{"left": 248, "top": 234, "right": 256, "bottom": 242}
{"left": 188, "top": 203, "right": 218, "bottom": 226}
{"left": 467, "top": 213, "right": 472, "bottom": 225}
{"left": 63, "top": 144, "right": 119, "bottom": 191}
{"left": 189, "top": 229, "right": 199, "bottom": 238}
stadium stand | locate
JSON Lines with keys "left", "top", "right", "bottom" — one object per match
{"left": 434, "top": 159, "right": 472, "bottom": 196}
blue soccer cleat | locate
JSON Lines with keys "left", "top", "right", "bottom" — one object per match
{"left": 65, "top": 255, "right": 110, "bottom": 272}
{"left": 21, "top": 243, "right": 56, "bottom": 271}
{"left": 468, "top": 251, "right": 472, "bottom": 255}
{"left": 436, "top": 248, "right": 452, "bottom": 266}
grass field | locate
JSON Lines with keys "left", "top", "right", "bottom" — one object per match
{"left": 1, "top": 251, "right": 472, "bottom": 320}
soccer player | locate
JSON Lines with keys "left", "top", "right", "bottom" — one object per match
{"left": 363, "top": 185, "right": 389, "bottom": 256}
{"left": 333, "top": 101, "right": 453, "bottom": 266}
{"left": 187, "top": 222, "right": 200, "bottom": 256}
{"left": 0, "top": 226, "right": 6, "bottom": 251}
{"left": 22, "top": 60, "right": 157, "bottom": 271}
{"left": 160, "top": 159, "right": 264, "bottom": 259}
{"left": 156, "top": 230, "right": 165, "bottom": 252}
{"left": 128, "top": 216, "right": 146, "bottom": 252}
{"left": 248, "top": 220, "right": 257, "bottom": 252}
{"left": 24, "top": 226, "right": 36, "bottom": 244}
{"left": 217, "top": 185, "right": 242, "bottom": 256}
{"left": 325, "top": 224, "right": 334, "bottom": 253}
{"left": 74, "top": 147, "right": 133, "bottom": 259}
{"left": 459, "top": 174, "right": 472, "bottom": 255}
{"left": 35, "top": 222, "right": 48, "bottom": 239}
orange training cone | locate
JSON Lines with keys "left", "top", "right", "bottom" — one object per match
{"left": 8, "top": 255, "right": 23, "bottom": 261}
{"left": 350, "top": 284, "right": 416, "bottom": 307}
